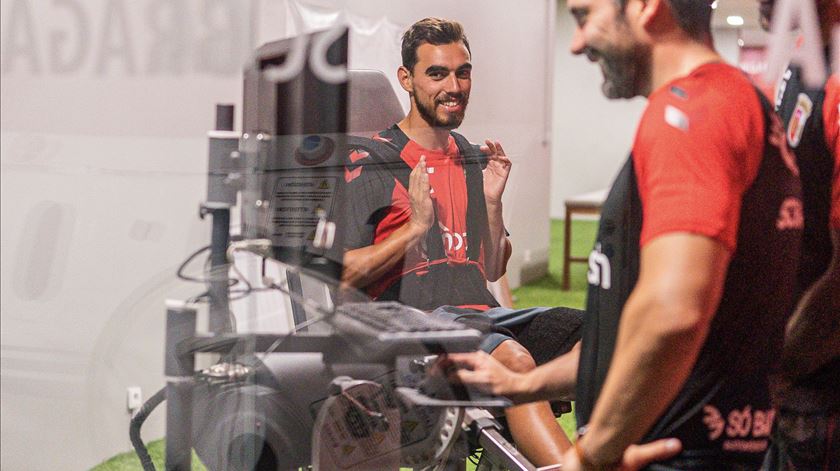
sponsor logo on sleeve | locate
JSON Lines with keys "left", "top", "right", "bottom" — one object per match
{"left": 665, "top": 105, "right": 690, "bottom": 131}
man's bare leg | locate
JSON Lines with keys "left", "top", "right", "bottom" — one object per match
{"left": 491, "top": 340, "right": 571, "bottom": 466}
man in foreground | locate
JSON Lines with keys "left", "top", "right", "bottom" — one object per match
{"left": 446, "top": 0, "right": 803, "bottom": 469}
{"left": 758, "top": 0, "right": 840, "bottom": 468}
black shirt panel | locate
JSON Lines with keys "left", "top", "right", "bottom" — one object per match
{"left": 776, "top": 64, "right": 833, "bottom": 296}
{"left": 576, "top": 90, "right": 802, "bottom": 469}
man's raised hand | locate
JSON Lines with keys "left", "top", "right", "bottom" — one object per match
{"left": 408, "top": 155, "right": 434, "bottom": 233}
{"left": 481, "top": 139, "right": 512, "bottom": 205}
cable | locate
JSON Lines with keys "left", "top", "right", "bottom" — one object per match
{"left": 176, "top": 245, "right": 212, "bottom": 283}
{"left": 186, "top": 290, "right": 210, "bottom": 304}
{"left": 177, "top": 245, "right": 239, "bottom": 286}
{"left": 129, "top": 387, "right": 167, "bottom": 471}
{"left": 182, "top": 239, "right": 344, "bottom": 344}
{"left": 258, "top": 289, "right": 332, "bottom": 360}
{"left": 229, "top": 240, "right": 339, "bottom": 319}
{"left": 255, "top": 253, "right": 338, "bottom": 357}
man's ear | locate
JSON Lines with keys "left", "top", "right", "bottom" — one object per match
{"left": 397, "top": 66, "right": 413, "bottom": 93}
{"left": 628, "top": 0, "right": 666, "bottom": 34}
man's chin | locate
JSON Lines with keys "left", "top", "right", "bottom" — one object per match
{"left": 602, "top": 83, "right": 624, "bottom": 100}
{"left": 432, "top": 113, "right": 464, "bottom": 130}
{"left": 601, "top": 76, "right": 637, "bottom": 100}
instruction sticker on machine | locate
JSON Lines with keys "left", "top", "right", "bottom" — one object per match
{"left": 270, "top": 176, "right": 337, "bottom": 247}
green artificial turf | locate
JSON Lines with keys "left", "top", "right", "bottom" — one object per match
{"left": 90, "top": 439, "right": 206, "bottom": 471}
{"left": 512, "top": 219, "right": 597, "bottom": 311}
{"left": 511, "top": 218, "right": 598, "bottom": 444}
{"left": 92, "top": 219, "right": 597, "bottom": 470}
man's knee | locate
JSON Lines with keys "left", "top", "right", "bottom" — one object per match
{"left": 491, "top": 339, "right": 537, "bottom": 373}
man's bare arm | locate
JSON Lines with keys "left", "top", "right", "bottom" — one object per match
{"left": 481, "top": 140, "right": 513, "bottom": 281}
{"left": 484, "top": 200, "right": 511, "bottom": 282}
{"left": 342, "top": 223, "right": 427, "bottom": 288}
{"left": 781, "top": 228, "right": 840, "bottom": 381}
{"left": 577, "top": 233, "right": 730, "bottom": 466}
{"left": 446, "top": 341, "right": 580, "bottom": 403}
{"left": 342, "top": 156, "right": 434, "bottom": 289}
{"left": 518, "top": 340, "right": 580, "bottom": 402}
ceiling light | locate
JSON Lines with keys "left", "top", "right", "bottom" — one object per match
{"left": 727, "top": 15, "right": 745, "bottom": 27}
{"left": 711, "top": 0, "right": 718, "bottom": 9}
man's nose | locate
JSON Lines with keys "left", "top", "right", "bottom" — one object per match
{"left": 444, "top": 73, "right": 462, "bottom": 94}
{"left": 570, "top": 28, "right": 586, "bottom": 55}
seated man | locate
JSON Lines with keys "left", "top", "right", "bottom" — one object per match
{"left": 340, "top": 17, "right": 571, "bottom": 466}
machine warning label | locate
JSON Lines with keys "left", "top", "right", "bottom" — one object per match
{"left": 270, "top": 176, "right": 337, "bottom": 247}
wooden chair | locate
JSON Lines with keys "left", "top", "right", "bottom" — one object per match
{"left": 562, "top": 189, "right": 608, "bottom": 290}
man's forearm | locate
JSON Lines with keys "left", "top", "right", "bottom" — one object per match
{"left": 519, "top": 341, "right": 580, "bottom": 403}
{"left": 580, "top": 291, "right": 711, "bottom": 464}
{"left": 579, "top": 234, "right": 728, "bottom": 466}
{"left": 484, "top": 200, "right": 510, "bottom": 281}
{"left": 342, "top": 222, "right": 426, "bottom": 288}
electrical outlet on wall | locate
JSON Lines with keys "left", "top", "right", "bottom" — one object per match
{"left": 126, "top": 387, "right": 143, "bottom": 413}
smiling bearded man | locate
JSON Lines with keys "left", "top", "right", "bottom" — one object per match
{"left": 338, "top": 17, "right": 576, "bottom": 467}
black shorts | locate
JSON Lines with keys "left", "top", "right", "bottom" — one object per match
{"left": 430, "top": 305, "right": 583, "bottom": 361}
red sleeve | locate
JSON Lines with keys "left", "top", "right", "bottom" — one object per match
{"left": 824, "top": 75, "right": 840, "bottom": 229}
{"left": 633, "top": 70, "right": 765, "bottom": 252}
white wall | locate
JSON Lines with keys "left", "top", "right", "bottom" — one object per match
{"left": 256, "top": 0, "right": 557, "bottom": 287}
{"left": 713, "top": 27, "right": 742, "bottom": 66}
{"left": 550, "top": 1, "right": 646, "bottom": 218}
{"left": 549, "top": 0, "right": 750, "bottom": 218}
{"left": 0, "top": 1, "right": 554, "bottom": 469}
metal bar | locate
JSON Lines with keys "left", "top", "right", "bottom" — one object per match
{"left": 465, "top": 408, "right": 537, "bottom": 471}
{"left": 563, "top": 205, "right": 573, "bottom": 291}
{"left": 477, "top": 427, "right": 537, "bottom": 471}
{"left": 285, "top": 269, "right": 309, "bottom": 329}
{"left": 165, "top": 381, "right": 193, "bottom": 471}
{"left": 177, "top": 333, "right": 342, "bottom": 356}
{"left": 208, "top": 207, "right": 232, "bottom": 334}
{"left": 164, "top": 303, "right": 197, "bottom": 471}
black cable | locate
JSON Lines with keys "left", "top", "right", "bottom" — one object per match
{"left": 176, "top": 245, "right": 238, "bottom": 286}
{"left": 176, "top": 245, "right": 213, "bottom": 283}
{"left": 129, "top": 387, "right": 167, "bottom": 471}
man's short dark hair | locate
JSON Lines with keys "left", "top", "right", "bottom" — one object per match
{"left": 401, "top": 17, "right": 471, "bottom": 73}
{"left": 615, "top": 0, "right": 713, "bottom": 40}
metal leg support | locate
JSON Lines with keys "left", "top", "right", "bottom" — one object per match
{"left": 165, "top": 302, "right": 198, "bottom": 471}
{"left": 465, "top": 408, "right": 537, "bottom": 471}
{"left": 204, "top": 205, "right": 232, "bottom": 334}
{"left": 165, "top": 381, "right": 194, "bottom": 471}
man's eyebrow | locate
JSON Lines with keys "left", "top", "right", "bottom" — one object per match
{"left": 424, "top": 63, "right": 472, "bottom": 75}
{"left": 425, "top": 65, "right": 450, "bottom": 75}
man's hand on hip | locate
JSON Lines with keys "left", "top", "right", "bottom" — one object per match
{"left": 561, "top": 438, "right": 682, "bottom": 471}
